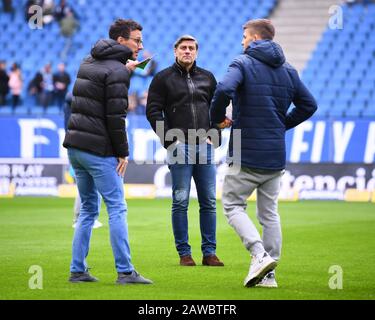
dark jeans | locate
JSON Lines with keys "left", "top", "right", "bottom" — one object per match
{"left": 55, "top": 90, "right": 67, "bottom": 109}
{"left": 168, "top": 143, "right": 217, "bottom": 257}
{"left": 0, "top": 93, "right": 7, "bottom": 105}
{"left": 12, "top": 95, "right": 20, "bottom": 108}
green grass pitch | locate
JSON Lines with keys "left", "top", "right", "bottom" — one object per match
{"left": 0, "top": 198, "right": 374, "bottom": 300}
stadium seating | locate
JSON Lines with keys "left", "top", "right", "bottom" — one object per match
{"left": 0, "top": 0, "right": 277, "bottom": 114}
{"left": 1, "top": 1, "right": 374, "bottom": 119}
{"left": 303, "top": 3, "right": 375, "bottom": 118}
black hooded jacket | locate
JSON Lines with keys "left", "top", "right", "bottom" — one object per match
{"left": 63, "top": 39, "right": 132, "bottom": 157}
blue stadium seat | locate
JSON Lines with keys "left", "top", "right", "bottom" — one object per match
{"left": 361, "top": 106, "right": 375, "bottom": 117}
{"left": 303, "top": 2, "right": 375, "bottom": 118}
{"left": 46, "top": 106, "right": 61, "bottom": 115}
{"left": 0, "top": 107, "right": 13, "bottom": 115}
{"left": 13, "top": 106, "right": 29, "bottom": 115}
{"left": 30, "top": 107, "right": 44, "bottom": 116}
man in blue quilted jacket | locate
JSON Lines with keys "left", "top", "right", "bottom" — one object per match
{"left": 210, "top": 19, "right": 317, "bottom": 288}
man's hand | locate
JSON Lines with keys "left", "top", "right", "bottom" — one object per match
{"left": 217, "top": 117, "right": 233, "bottom": 129}
{"left": 125, "top": 60, "right": 139, "bottom": 72}
{"left": 116, "top": 157, "right": 128, "bottom": 177}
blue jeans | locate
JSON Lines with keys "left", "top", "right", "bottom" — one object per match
{"left": 168, "top": 143, "right": 217, "bottom": 257}
{"left": 68, "top": 148, "right": 134, "bottom": 273}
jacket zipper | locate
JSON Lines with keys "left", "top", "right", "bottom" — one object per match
{"left": 187, "top": 72, "right": 198, "bottom": 130}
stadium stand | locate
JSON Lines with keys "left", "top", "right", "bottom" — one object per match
{"left": 0, "top": 0, "right": 276, "bottom": 114}
{"left": 1, "top": 1, "right": 374, "bottom": 118}
{"left": 302, "top": 3, "right": 375, "bottom": 118}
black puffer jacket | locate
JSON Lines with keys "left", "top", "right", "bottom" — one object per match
{"left": 63, "top": 39, "right": 132, "bottom": 157}
{"left": 146, "top": 62, "right": 220, "bottom": 148}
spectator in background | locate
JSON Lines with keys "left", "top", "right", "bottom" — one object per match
{"left": 28, "top": 63, "right": 54, "bottom": 108}
{"left": 42, "top": 0, "right": 55, "bottom": 25}
{"left": 53, "top": 63, "right": 71, "bottom": 109}
{"left": 135, "top": 90, "right": 147, "bottom": 115}
{"left": 28, "top": 69, "right": 43, "bottom": 106}
{"left": 0, "top": 61, "right": 9, "bottom": 106}
{"left": 2, "top": 0, "right": 14, "bottom": 13}
{"left": 8, "top": 63, "right": 23, "bottom": 109}
{"left": 54, "top": 0, "right": 76, "bottom": 22}
{"left": 40, "top": 63, "right": 54, "bottom": 108}
{"left": 127, "top": 92, "right": 138, "bottom": 114}
{"left": 59, "top": 8, "right": 79, "bottom": 61}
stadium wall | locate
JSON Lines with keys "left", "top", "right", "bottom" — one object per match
{"left": 0, "top": 115, "right": 374, "bottom": 202}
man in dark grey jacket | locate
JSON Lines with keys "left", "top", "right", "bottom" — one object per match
{"left": 63, "top": 19, "right": 152, "bottom": 285}
{"left": 210, "top": 19, "right": 317, "bottom": 288}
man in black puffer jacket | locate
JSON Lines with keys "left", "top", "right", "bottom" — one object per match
{"left": 63, "top": 19, "right": 152, "bottom": 286}
{"left": 146, "top": 35, "right": 224, "bottom": 268}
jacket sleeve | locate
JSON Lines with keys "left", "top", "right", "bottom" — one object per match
{"left": 146, "top": 73, "right": 173, "bottom": 148}
{"left": 210, "top": 58, "right": 244, "bottom": 124}
{"left": 285, "top": 70, "right": 318, "bottom": 130}
{"left": 207, "top": 73, "right": 222, "bottom": 148}
{"left": 105, "top": 69, "right": 129, "bottom": 157}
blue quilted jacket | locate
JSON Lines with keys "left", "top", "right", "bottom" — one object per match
{"left": 210, "top": 40, "right": 317, "bottom": 170}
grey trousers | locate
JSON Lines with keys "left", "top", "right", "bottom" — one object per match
{"left": 222, "top": 165, "right": 284, "bottom": 261}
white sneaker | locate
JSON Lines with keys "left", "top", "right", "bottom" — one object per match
{"left": 256, "top": 271, "right": 278, "bottom": 288}
{"left": 72, "top": 222, "right": 77, "bottom": 229}
{"left": 93, "top": 220, "right": 103, "bottom": 229}
{"left": 244, "top": 252, "right": 277, "bottom": 287}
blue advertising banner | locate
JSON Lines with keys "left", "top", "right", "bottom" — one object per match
{"left": 0, "top": 115, "right": 374, "bottom": 164}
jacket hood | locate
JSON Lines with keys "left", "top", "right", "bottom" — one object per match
{"left": 245, "top": 40, "right": 286, "bottom": 68}
{"left": 91, "top": 39, "right": 133, "bottom": 64}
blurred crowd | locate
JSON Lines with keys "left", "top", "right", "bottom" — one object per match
{"left": 0, "top": 0, "right": 158, "bottom": 114}
{"left": 0, "top": 59, "right": 155, "bottom": 115}
{"left": 0, "top": 61, "right": 71, "bottom": 109}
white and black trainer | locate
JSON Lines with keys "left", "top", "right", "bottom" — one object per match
{"left": 244, "top": 252, "right": 277, "bottom": 288}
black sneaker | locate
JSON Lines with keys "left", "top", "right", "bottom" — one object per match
{"left": 69, "top": 272, "right": 98, "bottom": 283}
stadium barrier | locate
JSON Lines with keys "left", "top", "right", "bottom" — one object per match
{"left": 0, "top": 115, "right": 374, "bottom": 201}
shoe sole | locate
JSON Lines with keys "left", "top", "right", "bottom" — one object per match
{"left": 116, "top": 281, "right": 153, "bottom": 285}
{"left": 202, "top": 262, "right": 224, "bottom": 267}
{"left": 256, "top": 283, "right": 278, "bottom": 288}
{"left": 69, "top": 279, "right": 98, "bottom": 283}
{"left": 244, "top": 261, "right": 277, "bottom": 288}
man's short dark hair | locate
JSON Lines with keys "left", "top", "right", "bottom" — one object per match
{"left": 243, "top": 19, "right": 275, "bottom": 40}
{"left": 174, "top": 35, "right": 199, "bottom": 50}
{"left": 109, "top": 19, "right": 143, "bottom": 40}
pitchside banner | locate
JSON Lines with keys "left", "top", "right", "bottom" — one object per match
{"left": 0, "top": 161, "right": 374, "bottom": 200}
{"left": 0, "top": 115, "right": 374, "bottom": 163}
